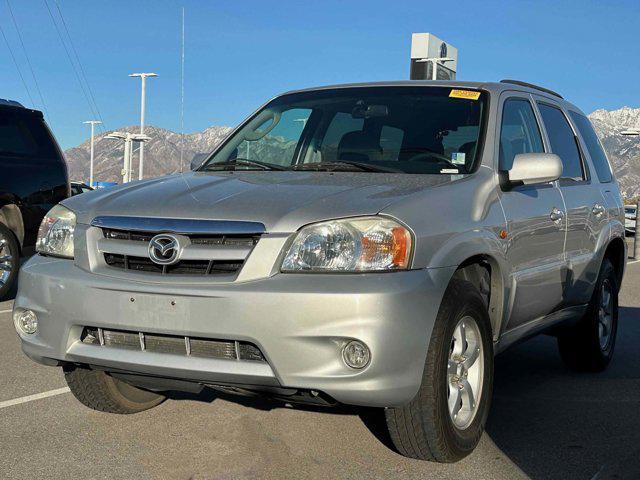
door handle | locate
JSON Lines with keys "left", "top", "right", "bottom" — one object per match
{"left": 550, "top": 207, "right": 564, "bottom": 224}
{"left": 592, "top": 203, "right": 605, "bottom": 217}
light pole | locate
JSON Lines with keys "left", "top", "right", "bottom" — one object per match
{"left": 83, "top": 120, "right": 102, "bottom": 187}
{"left": 105, "top": 132, "right": 151, "bottom": 184}
{"left": 621, "top": 128, "right": 640, "bottom": 259}
{"left": 129, "top": 73, "right": 157, "bottom": 180}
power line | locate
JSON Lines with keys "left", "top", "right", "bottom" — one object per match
{"left": 0, "top": 20, "right": 35, "bottom": 106}
{"left": 180, "top": 7, "right": 185, "bottom": 172}
{"left": 5, "top": 0, "right": 49, "bottom": 119}
{"left": 43, "top": 0, "right": 103, "bottom": 132}
{"left": 52, "top": 0, "right": 106, "bottom": 132}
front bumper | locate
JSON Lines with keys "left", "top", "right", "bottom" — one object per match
{"left": 14, "top": 255, "right": 454, "bottom": 407}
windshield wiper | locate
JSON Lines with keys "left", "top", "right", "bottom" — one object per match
{"left": 291, "top": 160, "right": 401, "bottom": 173}
{"left": 201, "top": 158, "right": 288, "bottom": 171}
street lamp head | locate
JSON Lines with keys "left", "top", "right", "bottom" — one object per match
{"left": 83, "top": 120, "right": 102, "bottom": 125}
{"left": 621, "top": 129, "right": 640, "bottom": 136}
{"left": 129, "top": 73, "right": 158, "bottom": 78}
{"left": 130, "top": 134, "right": 152, "bottom": 142}
{"left": 105, "top": 131, "right": 127, "bottom": 140}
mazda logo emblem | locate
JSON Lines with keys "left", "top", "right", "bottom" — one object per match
{"left": 148, "top": 234, "right": 181, "bottom": 265}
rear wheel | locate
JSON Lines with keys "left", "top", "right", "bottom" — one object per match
{"left": 0, "top": 223, "right": 19, "bottom": 300}
{"left": 557, "top": 258, "right": 619, "bottom": 372}
{"left": 385, "top": 279, "right": 494, "bottom": 462}
{"left": 64, "top": 367, "right": 165, "bottom": 414}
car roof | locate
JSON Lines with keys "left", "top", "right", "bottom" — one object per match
{"left": 278, "top": 80, "right": 585, "bottom": 116}
{"left": 0, "top": 98, "right": 43, "bottom": 116}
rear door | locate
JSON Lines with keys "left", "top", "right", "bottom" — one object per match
{"left": 498, "top": 94, "right": 567, "bottom": 331}
{"left": 535, "top": 100, "right": 607, "bottom": 306}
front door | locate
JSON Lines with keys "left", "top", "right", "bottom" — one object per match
{"left": 498, "top": 95, "right": 567, "bottom": 331}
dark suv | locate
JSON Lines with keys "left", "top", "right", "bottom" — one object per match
{"left": 0, "top": 99, "right": 68, "bottom": 298}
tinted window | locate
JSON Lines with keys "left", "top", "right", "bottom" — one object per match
{"left": 537, "top": 104, "right": 584, "bottom": 180}
{"left": 204, "top": 87, "right": 488, "bottom": 174}
{"left": 499, "top": 99, "right": 544, "bottom": 170}
{"left": 320, "top": 112, "right": 364, "bottom": 162}
{"left": 0, "top": 110, "right": 58, "bottom": 160}
{"left": 569, "top": 111, "right": 613, "bottom": 183}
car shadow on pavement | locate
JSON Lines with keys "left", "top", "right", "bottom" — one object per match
{"left": 486, "top": 306, "right": 640, "bottom": 480}
{"left": 164, "top": 387, "right": 398, "bottom": 452}
{"left": 162, "top": 307, "right": 640, "bottom": 477}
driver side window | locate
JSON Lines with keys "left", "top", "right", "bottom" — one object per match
{"left": 499, "top": 99, "right": 544, "bottom": 171}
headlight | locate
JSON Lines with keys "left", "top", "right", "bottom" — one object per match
{"left": 36, "top": 205, "right": 76, "bottom": 258}
{"left": 281, "top": 216, "right": 412, "bottom": 272}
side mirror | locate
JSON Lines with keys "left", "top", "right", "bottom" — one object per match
{"left": 506, "top": 153, "right": 563, "bottom": 187}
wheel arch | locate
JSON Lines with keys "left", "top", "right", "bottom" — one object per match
{"left": 0, "top": 203, "right": 25, "bottom": 250}
{"left": 450, "top": 253, "right": 507, "bottom": 343}
{"left": 602, "top": 235, "right": 626, "bottom": 287}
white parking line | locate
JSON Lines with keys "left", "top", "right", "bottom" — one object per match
{"left": 0, "top": 387, "right": 70, "bottom": 410}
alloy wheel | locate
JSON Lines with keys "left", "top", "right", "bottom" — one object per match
{"left": 598, "top": 279, "right": 614, "bottom": 351}
{"left": 0, "top": 234, "right": 14, "bottom": 287}
{"left": 447, "top": 316, "right": 484, "bottom": 430}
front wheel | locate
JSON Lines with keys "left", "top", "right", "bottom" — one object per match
{"left": 0, "top": 223, "right": 19, "bottom": 300}
{"left": 385, "top": 279, "right": 494, "bottom": 462}
{"left": 64, "top": 367, "right": 165, "bottom": 414}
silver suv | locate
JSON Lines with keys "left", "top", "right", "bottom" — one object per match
{"left": 14, "top": 81, "right": 626, "bottom": 462}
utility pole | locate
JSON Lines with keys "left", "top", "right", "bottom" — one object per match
{"left": 83, "top": 120, "right": 102, "bottom": 187}
{"left": 129, "top": 73, "right": 158, "bottom": 180}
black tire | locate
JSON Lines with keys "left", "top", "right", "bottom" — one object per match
{"left": 385, "top": 279, "right": 494, "bottom": 463}
{"left": 0, "top": 222, "right": 20, "bottom": 300}
{"left": 64, "top": 367, "right": 165, "bottom": 414}
{"left": 557, "top": 258, "right": 618, "bottom": 372}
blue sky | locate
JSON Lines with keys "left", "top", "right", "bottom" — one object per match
{"left": 1, "top": 0, "right": 639, "bottom": 149}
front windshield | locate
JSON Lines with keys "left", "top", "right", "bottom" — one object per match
{"left": 201, "top": 86, "right": 487, "bottom": 174}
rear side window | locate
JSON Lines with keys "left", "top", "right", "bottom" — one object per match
{"left": 0, "top": 110, "right": 58, "bottom": 160}
{"left": 537, "top": 104, "right": 585, "bottom": 181}
{"left": 569, "top": 111, "right": 613, "bottom": 183}
{"left": 499, "top": 98, "right": 544, "bottom": 171}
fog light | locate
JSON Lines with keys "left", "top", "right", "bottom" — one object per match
{"left": 14, "top": 309, "right": 38, "bottom": 335}
{"left": 342, "top": 340, "right": 371, "bottom": 369}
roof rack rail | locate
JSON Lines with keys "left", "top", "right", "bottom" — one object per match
{"left": 499, "top": 80, "right": 563, "bottom": 99}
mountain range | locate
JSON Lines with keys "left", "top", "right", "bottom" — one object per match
{"left": 64, "top": 107, "right": 640, "bottom": 198}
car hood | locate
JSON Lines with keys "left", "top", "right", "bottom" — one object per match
{"left": 64, "top": 171, "right": 459, "bottom": 232}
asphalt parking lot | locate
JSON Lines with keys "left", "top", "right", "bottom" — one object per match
{"left": 1, "top": 257, "right": 639, "bottom": 479}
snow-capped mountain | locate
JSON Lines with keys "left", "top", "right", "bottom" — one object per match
{"left": 64, "top": 125, "right": 232, "bottom": 182}
{"left": 588, "top": 107, "right": 640, "bottom": 199}
{"left": 64, "top": 107, "right": 640, "bottom": 198}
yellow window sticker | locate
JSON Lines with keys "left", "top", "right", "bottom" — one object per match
{"left": 449, "top": 89, "right": 481, "bottom": 100}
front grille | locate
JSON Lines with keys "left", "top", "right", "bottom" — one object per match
{"left": 81, "top": 327, "right": 265, "bottom": 362}
{"left": 100, "top": 228, "right": 261, "bottom": 276}
{"left": 104, "top": 253, "right": 243, "bottom": 275}
{"left": 103, "top": 228, "right": 260, "bottom": 247}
